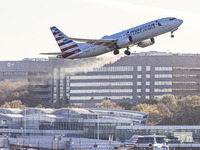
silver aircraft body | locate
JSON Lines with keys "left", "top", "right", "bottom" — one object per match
{"left": 125, "top": 135, "right": 169, "bottom": 150}
{"left": 41, "top": 17, "right": 183, "bottom": 59}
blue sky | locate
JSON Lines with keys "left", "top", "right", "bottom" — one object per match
{"left": 0, "top": 0, "right": 200, "bottom": 60}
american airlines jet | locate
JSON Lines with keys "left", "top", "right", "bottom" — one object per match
{"left": 41, "top": 17, "right": 183, "bottom": 59}
{"left": 124, "top": 135, "right": 169, "bottom": 150}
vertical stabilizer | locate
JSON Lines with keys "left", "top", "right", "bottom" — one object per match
{"left": 50, "top": 26, "right": 81, "bottom": 58}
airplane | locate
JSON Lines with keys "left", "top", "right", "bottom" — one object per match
{"left": 124, "top": 135, "right": 169, "bottom": 150}
{"left": 41, "top": 17, "right": 183, "bottom": 59}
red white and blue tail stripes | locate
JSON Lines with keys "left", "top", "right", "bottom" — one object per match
{"left": 125, "top": 137, "right": 138, "bottom": 147}
{"left": 50, "top": 26, "right": 81, "bottom": 58}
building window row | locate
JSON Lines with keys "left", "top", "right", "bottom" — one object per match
{"left": 173, "top": 67, "right": 200, "bottom": 71}
{"left": 93, "top": 66, "right": 134, "bottom": 72}
{"left": 3, "top": 78, "right": 28, "bottom": 82}
{"left": 173, "top": 89, "right": 199, "bottom": 92}
{"left": 71, "top": 75, "right": 133, "bottom": 80}
{"left": 173, "top": 74, "right": 199, "bottom": 78}
{"left": 70, "top": 82, "right": 133, "bottom": 87}
{"left": 70, "top": 89, "right": 133, "bottom": 94}
{"left": 155, "top": 67, "right": 172, "bottom": 71}
{"left": 155, "top": 81, "right": 172, "bottom": 85}
{"left": 155, "top": 74, "right": 172, "bottom": 78}
{"left": 154, "top": 88, "right": 172, "bottom": 92}
{"left": 70, "top": 96, "right": 133, "bottom": 100}
{"left": 0, "top": 71, "right": 28, "bottom": 76}
{"left": 173, "top": 81, "right": 200, "bottom": 85}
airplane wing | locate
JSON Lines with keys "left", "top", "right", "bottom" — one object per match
{"left": 68, "top": 37, "right": 117, "bottom": 46}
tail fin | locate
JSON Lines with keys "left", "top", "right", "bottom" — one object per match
{"left": 124, "top": 136, "right": 139, "bottom": 147}
{"left": 50, "top": 26, "right": 81, "bottom": 56}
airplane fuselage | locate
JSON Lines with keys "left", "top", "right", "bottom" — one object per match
{"left": 70, "top": 17, "right": 183, "bottom": 59}
{"left": 42, "top": 17, "right": 183, "bottom": 59}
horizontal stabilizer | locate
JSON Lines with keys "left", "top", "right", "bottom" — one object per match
{"left": 40, "top": 52, "right": 63, "bottom": 55}
{"left": 68, "top": 37, "right": 116, "bottom": 43}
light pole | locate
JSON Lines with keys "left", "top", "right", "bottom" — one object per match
{"left": 97, "top": 113, "right": 99, "bottom": 140}
{"left": 24, "top": 105, "right": 26, "bottom": 137}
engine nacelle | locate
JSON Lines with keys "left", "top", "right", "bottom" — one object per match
{"left": 148, "top": 143, "right": 153, "bottom": 148}
{"left": 117, "top": 36, "right": 133, "bottom": 48}
{"left": 137, "top": 38, "right": 155, "bottom": 48}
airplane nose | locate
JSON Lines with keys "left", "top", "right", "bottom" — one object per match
{"left": 177, "top": 19, "right": 183, "bottom": 26}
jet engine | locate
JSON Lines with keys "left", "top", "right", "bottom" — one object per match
{"left": 117, "top": 36, "right": 133, "bottom": 48}
{"left": 148, "top": 143, "right": 153, "bottom": 148}
{"left": 137, "top": 38, "right": 155, "bottom": 48}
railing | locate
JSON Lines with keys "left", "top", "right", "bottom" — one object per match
{"left": 0, "top": 129, "right": 83, "bottom": 134}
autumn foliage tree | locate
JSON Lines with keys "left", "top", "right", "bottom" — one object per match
{"left": 132, "top": 94, "right": 200, "bottom": 125}
{"left": 1, "top": 100, "right": 25, "bottom": 108}
{"left": 133, "top": 103, "right": 171, "bottom": 125}
{"left": 0, "top": 81, "right": 40, "bottom": 107}
{"left": 101, "top": 99, "right": 123, "bottom": 110}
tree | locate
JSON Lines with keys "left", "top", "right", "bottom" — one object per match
{"left": 132, "top": 95, "right": 200, "bottom": 125}
{"left": 1, "top": 100, "right": 25, "bottom": 108}
{"left": 101, "top": 99, "right": 112, "bottom": 109}
{"left": 101, "top": 99, "right": 123, "bottom": 110}
{"left": 0, "top": 81, "right": 28, "bottom": 104}
{"left": 0, "top": 81, "right": 41, "bottom": 107}
{"left": 173, "top": 95, "right": 200, "bottom": 125}
{"left": 117, "top": 102, "right": 135, "bottom": 110}
{"left": 132, "top": 103, "right": 171, "bottom": 125}
{"left": 159, "top": 94, "right": 178, "bottom": 113}
{"left": 141, "top": 97, "right": 160, "bottom": 105}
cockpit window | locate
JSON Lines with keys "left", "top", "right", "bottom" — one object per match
{"left": 169, "top": 18, "right": 176, "bottom": 21}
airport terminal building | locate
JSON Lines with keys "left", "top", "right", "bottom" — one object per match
{"left": 0, "top": 108, "right": 148, "bottom": 141}
{"left": 1, "top": 108, "right": 200, "bottom": 143}
{"left": 1, "top": 51, "right": 200, "bottom": 106}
